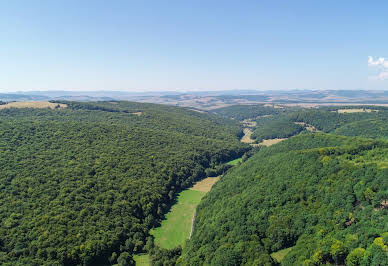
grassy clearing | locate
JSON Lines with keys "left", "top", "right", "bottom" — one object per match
{"left": 133, "top": 254, "right": 150, "bottom": 266}
{"left": 271, "top": 247, "right": 294, "bottom": 263}
{"left": 190, "top": 177, "right": 220, "bottom": 192}
{"left": 227, "top": 158, "right": 242, "bottom": 166}
{"left": 150, "top": 190, "right": 205, "bottom": 249}
{"left": 0, "top": 101, "right": 67, "bottom": 109}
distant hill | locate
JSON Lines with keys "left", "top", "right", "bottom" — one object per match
{"left": 1, "top": 90, "right": 388, "bottom": 106}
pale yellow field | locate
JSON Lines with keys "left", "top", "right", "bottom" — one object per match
{"left": 130, "top": 111, "right": 142, "bottom": 116}
{"left": 242, "top": 119, "right": 257, "bottom": 127}
{"left": 336, "top": 108, "right": 377, "bottom": 113}
{"left": 259, "top": 138, "right": 287, "bottom": 146}
{"left": 0, "top": 101, "right": 67, "bottom": 109}
{"left": 241, "top": 128, "right": 255, "bottom": 143}
{"left": 190, "top": 177, "right": 220, "bottom": 193}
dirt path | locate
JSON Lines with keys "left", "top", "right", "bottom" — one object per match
{"left": 241, "top": 128, "right": 256, "bottom": 143}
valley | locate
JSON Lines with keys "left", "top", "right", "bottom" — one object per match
{"left": 0, "top": 100, "right": 387, "bottom": 266}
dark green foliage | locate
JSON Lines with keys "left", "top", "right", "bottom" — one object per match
{"left": 291, "top": 107, "right": 388, "bottom": 135}
{"left": 210, "top": 104, "right": 283, "bottom": 120}
{"left": 181, "top": 134, "right": 388, "bottom": 265}
{"left": 0, "top": 101, "right": 248, "bottom": 265}
{"left": 150, "top": 246, "right": 182, "bottom": 266}
{"left": 252, "top": 117, "right": 304, "bottom": 142}
{"left": 117, "top": 252, "right": 135, "bottom": 266}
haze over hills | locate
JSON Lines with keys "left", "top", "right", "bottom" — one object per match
{"left": 1, "top": 90, "right": 388, "bottom": 109}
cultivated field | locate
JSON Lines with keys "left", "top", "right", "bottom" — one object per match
{"left": 0, "top": 101, "right": 67, "bottom": 109}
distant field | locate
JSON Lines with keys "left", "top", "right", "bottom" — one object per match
{"left": 0, "top": 101, "right": 67, "bottom": 109}
{"left": 150, "top": 190, "right": 205, "bottom": 249}
{"left": 336, "top": 108, "right": 377, "bottom": 113}
{"left": 241, "top": 128, "right": 255, "bottom": 143}
{"left": 190, "top": 177, "right": 220, "bottom": 192}
{"left": 227, "top": 158, "right": 242, "bottom": 166}
{"left": 259, "top": 138, "right": 287, "bottom": 146}
{"left": 133, "top": 254, "right": 150, "bottom": 266}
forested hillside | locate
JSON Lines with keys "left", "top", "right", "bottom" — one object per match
{"left": 182, "top": 134, "right": 388, "bottom": 265}
{"left": 209, "top": 104, "right": 284, "bottom": 120}
{"left": 0, "top": 101, "right": 248, "bottom": 265}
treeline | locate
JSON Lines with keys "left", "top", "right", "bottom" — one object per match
{"left": 252, "top": 117, "right": 304, "bottom": 142}
{"left": 181, "top": 133, "right": 388, "bottom": 265}
{"left": 290, "top": 107, "right": 387, "bottom": 133}
{"left": 210, "top": 104, "right": 286, "bottom": 120}
{"left": 0, "top": 101, "right": 248, "bottom": 265}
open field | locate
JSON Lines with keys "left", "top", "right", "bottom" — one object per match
{"left": 150, "top": 190, "right": 205, "bottom": 249}
{"left": 130, "top": 111, "right": 142, "bottom": 116}
{"left": 227, "top": 158, "right": 242, "bottom": 166}
{"left": 336, "top": 108, "right": 378, "bottom": 113}
{"left": 241, "top": 128, "right": 255, "bottom": 143}
{"left": 259, "top": 138, "right": 287, "bottom": 146}
{"left": 271, "top": 247, "right": 294, "bottom": 263}
{"left": 190, "top": 177, "right": 220, "bottom": 192}
{"left": 0, "top": 101, "right": 67, "bottom": 109}
{"left": 133, "top": 254, "right": 150, "bottom": 266}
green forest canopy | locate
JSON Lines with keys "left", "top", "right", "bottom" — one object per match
{"left": 0, "top": 101, "right": 248, "bottom": 265}
{"left": 182, "top": 133, "right": 388, "bottom": 265}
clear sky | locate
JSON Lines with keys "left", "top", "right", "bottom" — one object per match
{"left": 1, "top": 0, "right": 387, "bottom": 92}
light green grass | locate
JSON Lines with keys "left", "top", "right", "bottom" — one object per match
{"left": 226, "top": 157, "right": 242, "bottom": 166}
{"left": 150, "top": 189, "right": 205, "bottom": 249}
{"left": 271, "top": 247, "right": 294, "bottom": 263}
{"left": 133, "top": 254, "right": 150, "bottom": 266}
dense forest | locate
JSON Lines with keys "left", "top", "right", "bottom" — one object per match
{"left": 1, "top": 101, "right": 388, "bottom": 265}
{"left": 251, "top": 117, "right": 304, "bottom": 142}
{"left": 209, "top": 104, "right": 285, "bottom": 121}
{"left": 182, "top": 133, "right": 388, "bottom": 265}
{"left": 0, "top": 101, "right": 248, "bottom": 265}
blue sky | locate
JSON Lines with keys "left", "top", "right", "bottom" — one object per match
{"left": 0, "top": 0, "right": 387, "bottom": 91}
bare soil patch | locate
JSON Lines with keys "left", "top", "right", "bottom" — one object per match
{"left": 0, "top": 101, "right": 67, "bottom": 109}
{"left": 190, "top": 177, "right": 220, "bottom": 193}
{"left": 259, "top": 138, "right": 287, "bottom": 146}
{"left": 241, "top": 128, "right": 255, "bottom": 143}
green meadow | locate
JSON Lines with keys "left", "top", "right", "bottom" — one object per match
{"left": 150, "top": 189, "right": 205, "bottom": 249}
{"left": 226, "top": 157, "right": 242, "bottom": 166}
{"left": 133, "top": 254, "right": 150, "bottom": 266}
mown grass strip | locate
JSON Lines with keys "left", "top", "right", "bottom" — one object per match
{"left": 150, "top": 190, "right": 205, "bottom": 249}
{"left": 133, "top": 254, "right": 150, "bottom": 266}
